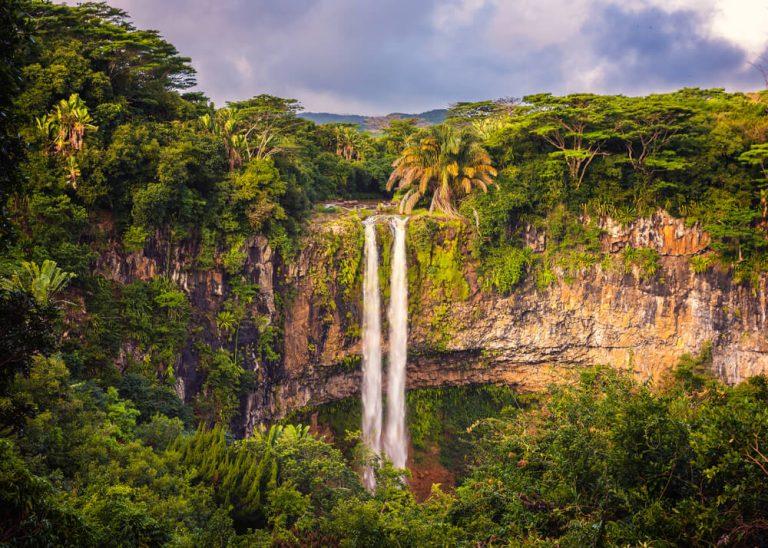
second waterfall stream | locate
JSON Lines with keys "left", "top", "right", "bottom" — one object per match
{"left": 384, "top": 216, "right": 409, "bottom": 471}
{"left": 361, "top": 215, "right": 409, "bottom": 491}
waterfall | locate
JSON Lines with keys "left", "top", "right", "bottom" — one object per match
{"left": 360, "top": 215, "right": 409, "bottom": 489}
{"left": 361, "top": 219, "right": 382, "bottom": 491}
{"left": 384, "top": 216, "right": 408, "bottom": 470}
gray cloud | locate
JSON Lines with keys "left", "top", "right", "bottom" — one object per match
{"left": 67, "top": 0, "right": 767, "bottom": 113}
{"left": 585, "top": 5, "right": 756, "bottom": 92}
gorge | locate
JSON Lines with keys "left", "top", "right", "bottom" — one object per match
{"left": 7, "top": 3, "right": 768, "bottom": 542}
{"left": 96, "top": 208, "right": 768, "bottom": 435}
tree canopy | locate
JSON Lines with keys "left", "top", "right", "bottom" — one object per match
{"left": 387, "top": 125, "right": 496, "bottom": 216}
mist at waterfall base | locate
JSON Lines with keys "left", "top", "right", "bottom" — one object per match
{"left": 360, "top": 216, "right": 409, "bottom": 491}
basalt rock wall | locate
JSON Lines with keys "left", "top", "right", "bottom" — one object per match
{"left": 95, "top": 231, "right": 280, "bottom": 428}
{"left": 95, "top": 212, "right": 768, "bottom": 433}
{"left": 271, "top": 211, "right": 768, "bottom": 431}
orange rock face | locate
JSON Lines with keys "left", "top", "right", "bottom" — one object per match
{"left": 91, "top": 213, "right": 768, "bottom": 433}
{"left": 599, "top": 211, "right": 710, "bottom": 256}
{"left": 270, "top": 212, "right": 767, "bottom": 431}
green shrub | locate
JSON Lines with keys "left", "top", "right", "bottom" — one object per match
{"left": 482, "top": 245, "right": 534, "bottom": 294}
{"left": 536, "top": 266, "right": 556, "bottom": 289}
{"left": 689, "top": 253, "right": 715, "bottom": 274}
{"left": 222, "top": 236, "right": 247, "bottom": 274}
{"left": 197, "top": 349, "right": 244, "bottom": 425}
{"left": 621, "top": 246, "right": 661, "bottom": 279}
{"left": 454, "top": 365, "right": 768, "bottom": 546}
{"left": 119, "top": 277, "right": 191, "bottom": 380}
{"left": 195, "top": 228, "right": 217, "bottom": 269}
{"left": 122, "top": 225, "right": 149, "bottom": 252}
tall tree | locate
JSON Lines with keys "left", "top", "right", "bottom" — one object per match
{"left": 229, "top": 95, "right": 303, "bottom": 161}
{"left": 381, "top": 118, "right": 419, "bottom": 155}
{"left": 387, "top": 125, "right": 496, "bottom": 216}
{"left": 0, "top": 0, "right": 31, "bottom": 249}
{"left": 200, "top": 108, "right": 245, "bottom": 171}
{"left": 525, "top": 93, "right": 614, "bottom": 189}
{"left": 332, "top": 124, "right": 364, "bottom": 161}
{"left": 202, "top": 96, "right": 304, "bottom": 170}
{"left": 614, "top": 97, "right": 693, "bottom": 177}
{"left": 739, "top": 143, "right": 768, "bottom": 230}
{"left": 36, "top": 93, "right": 97, "bottom": 186}
{"left": 30, "top": 1, "right": 197, "bottom": 116}
{"left": 446, "top": 97, "right": 520, "bottom": 124}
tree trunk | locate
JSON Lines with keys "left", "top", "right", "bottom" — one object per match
{"left": 430, "top": 183, "right": 459, "bottom": 217}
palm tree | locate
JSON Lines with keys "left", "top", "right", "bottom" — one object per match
{"left": 36, "top": 94, "right": 96, "bottom": 187}
{"left": 50, "top": 93, "right": 97, "bottom": 155}
{"left": 201, "top": 109, "right": 245, "bottom": 171}
{"left": 333, "top": 125, "right": 364, "bottom": 161}
{"left": 216, "top": 310, "right": 237, "bottom": 337}
{"left": 386, "top": 125, "right": 497, "bottom": 216}
{"left": 0, "top": 260, "right": 75, "bottom": 304}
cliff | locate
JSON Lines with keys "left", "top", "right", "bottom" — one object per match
{"left": 95, "top": 231, "right": 280, "bottom": 426}
{"left": 95, "top": 210, "right": 768, "bottom": 433}
{"left": 273, "top": 210, "right": 768, "bottom": 431}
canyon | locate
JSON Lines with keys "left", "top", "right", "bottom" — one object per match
{"left": 96, "top": 210, "right": 768, "bottom": 435}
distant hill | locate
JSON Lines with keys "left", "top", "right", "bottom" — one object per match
{"left": 391, "top": 109, "right": 447, "bottom": 124}
{"left": 298, "top": 112, "right": 368, "bottom": 126}
{"left": 298, "top": 109, "right": 447, "bottom": 132}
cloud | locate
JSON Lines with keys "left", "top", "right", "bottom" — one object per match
{"left": 62, "top": 0, "right": 767, "bottom": 113}
{"left": 486, "top": 0, "right": 592, "bottom": 50}
{"left": 708, "top": 0, "right": 768, "bottom": 59}
{"left": 584, "top": 4, "right": 754, "bottom": 93}
{"left": 432, "top": 0, "right": 490, "bottom": 31}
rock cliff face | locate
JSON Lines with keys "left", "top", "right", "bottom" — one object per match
{"left": 272, "top": 211, "right": 768, "bottom": 431}
{"left": 96, "top": 232, "right": 281, "bottom": 429}
{"left": 95, "top": 211, "right": 768, "bottom": 434}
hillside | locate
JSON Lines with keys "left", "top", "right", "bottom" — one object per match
{"left": 299, "top": 108, "right": 447, "bottom": 131}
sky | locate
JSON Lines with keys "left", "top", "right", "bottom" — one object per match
{"left": 68, "top": 0, "right": 768, "bottom": 115}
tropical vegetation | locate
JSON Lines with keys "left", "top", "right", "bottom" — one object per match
{"left": 3, "top": 1, "right": 768, "bottom": 545}
{"left": 387, "top": 125, "right": 497, "bottom": 216}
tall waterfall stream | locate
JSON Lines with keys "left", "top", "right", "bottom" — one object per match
{"left": 361, "top": 216, "right": 408, "bottom": 490}
{"left": 361, "top": 219, "right": 383, "bottom": 491}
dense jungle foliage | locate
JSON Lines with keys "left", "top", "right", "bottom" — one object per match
{"left": 447, "top": 91, "right": 768, "bottom": 289}
{"left": 3, "top": 1, "right": 768, "bottom": 545}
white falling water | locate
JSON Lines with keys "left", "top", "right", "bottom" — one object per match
{"left": 361, "top": 219, "right": 382, "bottom": 491}
{"left": 384, "top": 216, "right": 409, "bottom": 470}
